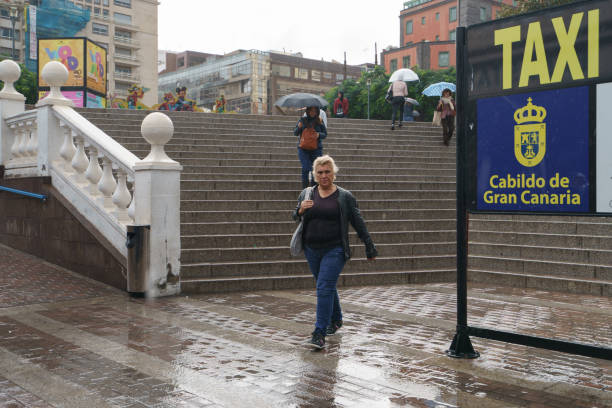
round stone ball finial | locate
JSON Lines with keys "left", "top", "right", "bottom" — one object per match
{"left": 141, "top": 112, "right": 177, "bottom": 164}
{"left": 36, "top": 61, "right": 73, "bottom": 107}
{"left": 0, "top": 59, "right": 23, "bottom": 98}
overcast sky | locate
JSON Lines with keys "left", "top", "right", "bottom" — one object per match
{"left": 158, "top": 0, "right": 403, "bottom": 65}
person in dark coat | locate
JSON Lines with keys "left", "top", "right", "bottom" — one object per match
{"left": 294, "top": 106, "right": 327, "bottom": 188}
{"left": 333, "top": 91, "right": 349, "bottom": 118}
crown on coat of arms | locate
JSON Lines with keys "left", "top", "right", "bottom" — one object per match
{"left": 514, "top": 98, "right": 547, "bottom": 124}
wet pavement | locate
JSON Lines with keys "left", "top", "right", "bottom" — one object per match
{"left": 0, "top": 243, "right": 611, "bottom": 407}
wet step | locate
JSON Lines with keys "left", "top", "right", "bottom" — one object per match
{"left": 179, "top": 190, "right": 455, "bottom": 200}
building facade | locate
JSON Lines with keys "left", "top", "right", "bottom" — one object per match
{"left": 1, "top": 0, "right": 159, "bottom": 107}
{"left": 158, "top": 50, "right": 364, "bottom": 115}
{"left": 382, "top": 0, "right": 515, "bottom": 72}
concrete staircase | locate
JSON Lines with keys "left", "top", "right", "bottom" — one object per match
{"left": 77, "top": 109, "right": 612, "bottom": 296}
{"left": 78, "top": 109, "right": 457, "bottom": 293}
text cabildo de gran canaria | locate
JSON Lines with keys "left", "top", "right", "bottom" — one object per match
{"left": 483, "top": 173, "right": 581, "bottom": 205}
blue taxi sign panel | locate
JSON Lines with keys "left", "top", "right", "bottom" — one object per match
{"left": 476, "top": 87, "right": 589, "bottom": 212}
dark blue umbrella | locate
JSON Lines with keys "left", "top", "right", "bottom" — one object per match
{"left": 422, "top": 82, "right": 456, "bottom": 97}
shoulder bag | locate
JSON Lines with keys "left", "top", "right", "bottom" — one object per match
{"left": 299, "top": 127, "right": 318, "bottom": 151}
{"left": 290, "top": 187, "right": 313, "bottom": 256}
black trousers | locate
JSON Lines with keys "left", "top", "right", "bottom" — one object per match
{"left": 391, "top": 97, "right": 405, "bottom": 125}
{"left": 442, "top": 116, "right": 455, "bottom": 143}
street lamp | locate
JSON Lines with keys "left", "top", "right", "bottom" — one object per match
{"left": 9, "top": 6, "right": 19, "bottom": 61}
{"left": 366, "top": 78, "right": 371, "bottom": 120}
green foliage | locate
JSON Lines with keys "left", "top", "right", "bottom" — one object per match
{"left": 0, "top": 58, "right": 38, "bottom": 105}
{"left": 498, "top": 0, "right": 581, "bottom": 18}
{"left": 325, "top": 65, "right": 457, "bottom": 122}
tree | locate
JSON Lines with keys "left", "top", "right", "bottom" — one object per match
{"left": 326, "top": 65, "right": 457, "bottom": 122}
{"left": 498, "top": 0, "right": 581, "bottom": 18}
{"left": 0, "top": 57, "right": 38, "bottom": 105}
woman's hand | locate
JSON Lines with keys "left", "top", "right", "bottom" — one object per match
{"left": 298, "top": 121, "right": 303, "bottom": 128}
{"left": 298, "top": 199, "right": 313, "bottom": 215}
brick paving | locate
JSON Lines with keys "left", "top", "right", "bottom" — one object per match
{"left": 0, "top": 244, "right": 611, "bottom": 407}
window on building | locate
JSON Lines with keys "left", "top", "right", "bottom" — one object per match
{"left": 421, "top": 16, "right": 426, "bottom": 25}
{"left": 116, "top": 47, "right": 131, "bottom": 56}
{"left": 241, "top": 79, "right": 251, "bottom": 93}
{"left": 436, "top": 12, "right": 439, "bottom": 20}
{"left": 94, "top": 0, "right": 100, "bottom": 4}
{"left": 177, "top": 57, "right": 184, "bottom": 67}
{"left": 480, "top": 7, "right": 489, "bottom": 21}
{"left": 94, "top": 7, "right": 100, "bottom": 14}
{"left": 114, "top": 12, "right": 132, "bottom": 25}
{"left": 295, "top": 67, "right": 308, "bottom": 80}
{"left": 115, "top": 29, "right": 131, "bottom": 40}
{"left": 336, "top": 73, "right": 344, "bottom": 82}
{"left": 449, "top": 7, "right": 457, "bottom": 22}
{"left": 405, "top": 20, "right": 413, "bottom": 34}
{"left": 323, "top": 72, "right": 332, "bottom": 80}
{"left": 114, "top": 0, "right": 131, "bottom": 7}
{"left": 439, "top": 52, "right": 450, "bottom": 67}
{"left": 311, "top": 70, "right": 321, "bottom": 82}
{"left": 92, "top": 22, "right": 108, "bottom": 35}
{"left": 390, "top": 59, "right": 398, "bottom": 72}
{"left": 449, "top": 30, "right": 456, "bottom": 41}
{"left": 0, "top": 28, "right": 19, "bottom": 40}
{"left": 435, "top": 35, "right": 439, "bottom": 41}
{"left": 402, "top": 56, "right": 410, "bottom": 68}
{"left": 103, "top": 0, "right": 109, "bottom": 5}
{"left": 103, "top": 9, "right": 109, "bottom": 17}
{"left": 0, "top": 9, "right": 9, "bottom": 18}
{"left": 271, "top": 64, "right": 290, "bottom": 77}
{"left": 115, "top": 65, "right": 131, "bottom": 74}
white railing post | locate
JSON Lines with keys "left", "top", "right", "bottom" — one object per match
{"left": 0, "top": 59, "right": 25, "bottom": 168}
{"left": 133, "top": 112, "right": 182, "bottom": 297}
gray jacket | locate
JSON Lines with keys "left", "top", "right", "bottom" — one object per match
{"left": 292, "top": 186, "right": 378, "bottom": 260}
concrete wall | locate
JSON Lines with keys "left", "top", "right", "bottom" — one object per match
{"left": 0, "top": 176, "right": 126, "bottom": 290}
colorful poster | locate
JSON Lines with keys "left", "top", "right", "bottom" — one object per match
{"left": 86, "top": 92, "right": 106, "bottom": 108}
{"left": 38, "top": 90, "right": 84, "bottom": 107}
{"left": 476, "top": 87, "right": 589, "bottom": 212}
{"left": 596, "top": 83, "right": 612, "bottom": 213}
{"left": 38, "top": 38, "right": 84, "bottom": 87}
{"left": 86, "top": 40, "right": 107, "bottom": 95}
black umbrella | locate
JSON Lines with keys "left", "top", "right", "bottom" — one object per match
{"left": 274, "top": 93, "right": 329, "bottom": 108}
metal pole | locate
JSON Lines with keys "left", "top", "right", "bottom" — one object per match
{"left": 367, "top": 80, "right": 371, "bottom": 120}
{"left": 446, "top": 26, "right": 479, "bottom": 359}
{"left": 10, "top": 15, "right": 16, "bottom": 60}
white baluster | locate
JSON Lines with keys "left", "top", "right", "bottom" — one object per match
{"left": 9, "top": 124, "right": 21, "bottom": 160}
{"left": 25, "top": 122, "right": 38, "bottom": 158}
{"left": 113, "top": 170, "right": 132, "bottom": 223}
{"left": 17, "top": 122, "right": 29, "bottom": 158}
{"left": 59, "top": 126, "right": 77, "bottom": 173}
{"left": 71, "top": 137, "right": 89, "bottom": 186}
{"left": 85, "top": 147, "right": 103, "bottom": 196}
{"left": 98, "top": 158, "right": 117, "bottom": 211}
{"left": 127, "top": 177, "right": 135, "bottom": 222}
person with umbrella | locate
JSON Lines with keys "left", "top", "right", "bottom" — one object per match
{"left": 294, "top": 106, "right": 327, "bottom": 188}
{"left": 436, "top": 88, "right": 456, "bottom": 145}
{"left": 387, "top": 79, "right": 408, "bottom": 130}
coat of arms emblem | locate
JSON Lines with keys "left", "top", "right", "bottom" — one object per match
{"left": 514, "top": 98, "right": 547, "bottom": 167}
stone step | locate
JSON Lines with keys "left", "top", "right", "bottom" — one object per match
{"left": 181, "top": 230, "right": 455, "bottom": 249}
{"left": 179, "top": 189, "right": 455, "bottom": 200}
{"left": 180, "top": 165, "right": 456, "bottom": 174}
{"left": 175, "top": 157, "right": 455, "bottom": 169}
{"left": 470, "top": 242, "right": 612, "bottom": 265}
{"left": 470, "top": 218, "right": 612, "bottom": 236}
{"left": 180, "top": 219, "right": 456, "bottom": 235}
{"left": 180, "top": 269, "right": 455, "bottom": 293}
{"left": 470, "top": 230, "right": 612, "bottom": 249}
{"left": 181, "top": 255, "right": 456, "bottom": 279}
{"left": 469, "top": 255, "right": 612, "bottom": 280}
{"left": 179, "top": 180, "right": 455, "bottom": 191}
{"left": 181, "top": 242, "right": 455, "bottom": 263}
{"left": 180, "top": 198, "right": 455, "bottom": 211}
{"left": 180, "top": 208, "right": 456, "bottom": 223}
{"left": 179, "top": 173, "right": 456, "bottom": 182}
{"left": 468, "top": 270, "right": 612, "bottom": 296}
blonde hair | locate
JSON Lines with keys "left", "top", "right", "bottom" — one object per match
{"left": 312, "top": 155, "right": 339, "bottom": 182}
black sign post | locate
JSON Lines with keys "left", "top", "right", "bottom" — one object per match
{"left": 448, "top": 0, "right": 612, "bottom": 360}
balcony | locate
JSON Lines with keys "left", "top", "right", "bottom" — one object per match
{"left": 113, "top": 19, "right": 138, "bottom": 31}
{"left": 113, "top": 53, "right": 140, "bottom": 66}
{"left": 114, "top": 72, "right": 139, "bottom": 83}
{"left": 114, "top": 35, "right": 139, "bottom": 48}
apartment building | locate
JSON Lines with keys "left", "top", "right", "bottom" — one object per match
{"left": 381, "top": 0, "right": 515, "bottom": 71}
{"left": 1, "top": 0, "right": 158, "bottom": 107}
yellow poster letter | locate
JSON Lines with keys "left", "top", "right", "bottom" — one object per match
{"left": 551, "top": 13, "right": 584, "bottom": 83}
{"left": 588, "top": 9, "right": 600, "bottom": 78}
{"left": 519, "top": 22, "right": 550, "bottom": 87}
{"left": 494, "top": 25, "right": 521, "bottom": 90}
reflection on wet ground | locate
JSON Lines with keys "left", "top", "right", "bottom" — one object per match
{"left": 0, "top": 245, "right": 610, "bottom": 407}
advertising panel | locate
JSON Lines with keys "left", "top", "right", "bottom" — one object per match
{"left": 476, "top": 87, "right": 589, "bottom": 212}
{"left": 596, "top": 82, "right": 612, "bottom": 213}
{"left": 38, "top": 90, "right": 84, "bottom": 107}
{"left": 86, "top": 40, "right": 107, "bottom": 96}
{"left": 38, "top": 38, "right": 85, "bottom": 87}
{"left": 86, "top": 92, "right": 106, "bottom": 108}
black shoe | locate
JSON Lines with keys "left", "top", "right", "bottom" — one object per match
{"left": 326, "top": 320, "right": 343, "bottom": 336}
{"left": 398, "top": 123, "right": 403, "bottom": 128}
{"left": 307, "top": 330, "right": 325, "bottom": 349}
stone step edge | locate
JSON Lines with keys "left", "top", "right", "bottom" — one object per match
{"left": 181, "top": 242, "right": 456, "bottom": 252}
{"left": 470, "top": 241, "right": 612, "bottom": 254}
{"left": 180, "top": 218, "right": 456, "bottom": 226}
{"left": 181, "top": 254, "right": 456, "bottom": 268}
{"left": 469, "top": 254, "right": 612, "bottom": 270}
{"left": 470, "top": 229, "right": 612, "bottom": 239}
{"left": 181, "top": 230, "right": 456, "bottom": 238}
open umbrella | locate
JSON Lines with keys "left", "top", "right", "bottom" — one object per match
{"left": 422, "top": 82, "right": 456, "bottom": 97}
{"left": 389, "top": 68, "right": 419, "bottom": 82}
{"left": 404, "top": 97, "right": 420, "bottom": 106}
{"left": 274, "top": 93, "right": 328, "bottom": 108}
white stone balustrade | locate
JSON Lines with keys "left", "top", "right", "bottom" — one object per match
{"left": 0, "top": 60, "right": 25, "bottom": 170}
{"left": 4, "top": 111, "right": 39, "bottom": 175}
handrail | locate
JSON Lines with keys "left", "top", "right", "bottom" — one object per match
{"left": 0, "top": 185, "right": 47, "bottom": 201}
{"left": 6, "top": 110, "right": 37, "bottom": 126}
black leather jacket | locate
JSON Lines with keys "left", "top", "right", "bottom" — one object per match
{"left": 292, "top": 186, "right": 378, "bottom": 260}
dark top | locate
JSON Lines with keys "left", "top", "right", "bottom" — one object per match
{"left": 304, "top": 188, "right": 341, "bottom": 248}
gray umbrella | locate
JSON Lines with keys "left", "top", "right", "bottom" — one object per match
{"left": 274, "top": 93, "right": 329, "bottom": 108}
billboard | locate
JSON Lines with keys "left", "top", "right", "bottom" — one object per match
{"left": 86, "top": 92, "right": 106, "bottom": 108}
{"left": 86, "top": 40, "right": 107, "bottom": 95}
{"left": 38, "top": 38, "right": 85, "bottom": 88}
{"left": 39, "top": 90, "right": 84, "bottom": 107}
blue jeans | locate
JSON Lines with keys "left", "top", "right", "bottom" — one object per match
{"left": 304, "top": 245, "right": 346, "bottom": 334}
{"left": 298, "top": 147, "right": 322, "bottom": 188}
